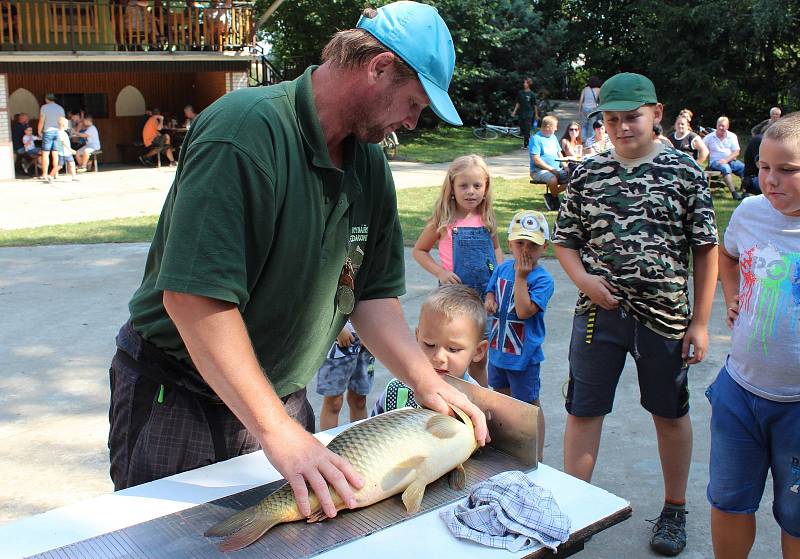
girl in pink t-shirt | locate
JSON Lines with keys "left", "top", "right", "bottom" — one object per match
{"left": 412, "top": 154, "right": 503, "bottom": 387}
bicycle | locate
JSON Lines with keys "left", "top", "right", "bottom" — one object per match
{"left": 380, "top": 131, "right": 399, "bottom": 159}
{"left": 472, "top": 118, "right": 522, "bottom": 140}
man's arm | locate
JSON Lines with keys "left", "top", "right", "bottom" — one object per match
{"left": 720, "top": 149, "right": 740, "bottom": 165}
{"left": 682, "top": 244, "right": 718, "bottom": 364}
{"left": 532, "top": 154, "right": 557, "bottom": 173}
{"left": 37, "top": 112, "right": 44, "bottom": 136}
{"left": 162, "top": 290, "right": 364, "bottom": 519}
{"left": 350, "top": 298, "right": 488, "bottom": 445}
{"left": 511, "top": 102, "right": 520, "bottom": 117}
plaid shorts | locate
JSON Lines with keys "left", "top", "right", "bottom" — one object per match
{"left": 108, "top": 323, "right": 314, "bottom": 490}
{"left": 316, "top": 349, "right": 375, "bottom": 397}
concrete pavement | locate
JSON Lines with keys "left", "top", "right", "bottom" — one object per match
{"left": 0, "top": 243, "right": 781, "bottom": 557}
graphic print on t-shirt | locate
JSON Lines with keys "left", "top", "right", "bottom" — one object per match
{"left": 488, "top": 278, "right": 525, "bottom": 355}
{"left": 738, "top": 244, "right": 800, "bottom": 355}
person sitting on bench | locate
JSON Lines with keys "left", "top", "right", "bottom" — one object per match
{"left": 530, "top": 115, "right": 569, "bottom": 211}
{"left": 140, "top": 109, "right": 176, "bottom": 167}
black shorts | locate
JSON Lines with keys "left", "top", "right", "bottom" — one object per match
{"left": 565, "top": 306, "right": 690, "bottom": 419}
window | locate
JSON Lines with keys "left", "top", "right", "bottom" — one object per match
{"left": 54, "top": 93, "right": 108, "bottom": 118}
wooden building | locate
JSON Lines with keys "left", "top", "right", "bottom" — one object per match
{"left": 0, "top": 0, "right": 260, "bottom": 179}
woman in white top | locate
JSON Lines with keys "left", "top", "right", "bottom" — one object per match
{"left": 578, "top": 75, "right": 602, "bottom": 140}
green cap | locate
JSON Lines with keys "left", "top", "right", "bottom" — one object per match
{"left": 588, "top": 72, "right": 658, "bottom": 117}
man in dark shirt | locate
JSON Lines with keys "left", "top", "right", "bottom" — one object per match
{"left": 11, "top": 113, "right": 29, "bottom": 153}
{"left": 511, "top": 77, "right": 539, "bottom": 149}
{"left": 742, "top": 134, "right": 763, "bottom": 195}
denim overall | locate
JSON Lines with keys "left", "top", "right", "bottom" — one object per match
{"left": 452, "top": 226, "right": 496, "bottom": 299}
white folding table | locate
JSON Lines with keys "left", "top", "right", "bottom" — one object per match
{"left": 0, "top": 429, "right": 630, "bottom": 558}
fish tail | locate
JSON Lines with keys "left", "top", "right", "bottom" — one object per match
{"left": 205, "top": 504, "right": 281, "bottom": 552}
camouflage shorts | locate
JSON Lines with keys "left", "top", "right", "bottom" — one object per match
{"left": 315, "top": 349, "right": 375, "bottom": 397}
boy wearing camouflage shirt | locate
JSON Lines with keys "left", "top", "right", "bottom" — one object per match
{"left": 553, "top": 73, "right": 718, "bottom": 557}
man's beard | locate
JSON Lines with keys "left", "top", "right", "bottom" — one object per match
{"left": 351, "top": 90, "right": 395, "bottom": 144}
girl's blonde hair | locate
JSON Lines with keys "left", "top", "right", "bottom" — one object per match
{"left": 429, "top": 154, "right": 497, "bottom": 236}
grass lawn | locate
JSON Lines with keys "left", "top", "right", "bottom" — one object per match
{"left": 397, "top": 178, "right": 739, "bottom": 257}
{"left": 0, "top": 183, "right": 739, "bottom": 249}
{"left": 396, "top": 127, "right": 521, "bottom": 164}
{"left": 0, "top": 216, "right": 158, "bottom": 247}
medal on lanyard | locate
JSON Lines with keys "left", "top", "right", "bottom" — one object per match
{"left": 335, "top": 257, "right": 355, "bottom": 315}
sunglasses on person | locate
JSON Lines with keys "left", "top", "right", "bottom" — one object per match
{"left": 569, "top": 128, "right": 579, "bottom": 132}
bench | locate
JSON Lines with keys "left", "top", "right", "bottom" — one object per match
{"left": 705, "top": 170, "right": 725, "bottom": 189}
{"left": 117, "top": 142, "right": 166, "bottom": 168}
{"left": 87, "top": 150, "right": 102, "bottom": 172}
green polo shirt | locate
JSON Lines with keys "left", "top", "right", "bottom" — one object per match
{"left": 128, "top": 66, "right": 405, "bottom": 397}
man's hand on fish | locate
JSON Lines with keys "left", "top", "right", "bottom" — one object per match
{"left": 412, "top": 374, "right": 490, "bottom": 446}
{"left": 261, "top": 417, "right": 365, "bottom": 519}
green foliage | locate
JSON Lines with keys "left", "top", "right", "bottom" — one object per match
{"left": 257, "top": 0, "right": 570, "bottom": 125}
{"left": 559, "top": 0, "right": 800, "bottom": 130}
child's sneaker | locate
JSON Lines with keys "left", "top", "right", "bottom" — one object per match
{"left": 648, "top": 504, "right": 687, "bottom": 556}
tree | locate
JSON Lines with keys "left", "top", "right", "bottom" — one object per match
{"left": 560, "top": 0, "right": 800, "bottom": 132}
{"left": 257, "top": 0, "right": 570, "bottom": 126}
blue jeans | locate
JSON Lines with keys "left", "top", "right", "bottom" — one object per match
{"left": 709, "top": 159, "right": 745, "bottom": 177}
{"left": 452, "top": 226, "right": 496, "bottom": 299}
{"left": 706, "top": 365, "right": 800, "bottom": 537}
{"left": 40, "top": 129, "right": 60, "bottom": 152}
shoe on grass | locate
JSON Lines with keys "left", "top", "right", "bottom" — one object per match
{"left": 543, "top": 192, "right": 561, "bottom": 211}
{"left": 648, "top": 504, "right": 687, "bottom": 556}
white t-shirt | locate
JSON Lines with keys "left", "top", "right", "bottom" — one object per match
{"left": 83, "top": 125, "right": 101, "bottom": 150}
{"left": 57, "top": 129, "right": 72, "bottom": 156}
{"left": 724, "top": 195, "right": 800, "bottom": 402}
{"left": 703, "top": 131, "right": 740, "bottom": 164}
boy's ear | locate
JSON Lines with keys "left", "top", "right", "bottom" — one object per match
{"left": 652, "top": 103, "right": 664, "bottom": 124}
{"left": 472, "top": 339, "right": 489, "bottom": 363}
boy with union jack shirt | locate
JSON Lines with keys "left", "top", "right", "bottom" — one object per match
{"left": 484, "top": 210, "right": 554, "bottom": 459}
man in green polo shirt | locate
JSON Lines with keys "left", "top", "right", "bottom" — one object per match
{"left": 108, "top": 2, "right": 487, "bottom": 521}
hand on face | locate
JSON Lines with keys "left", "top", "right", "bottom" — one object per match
{"left": 515, "top": 253, "right": 534, "bottom": 277}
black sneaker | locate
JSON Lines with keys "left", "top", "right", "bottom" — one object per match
{"left": 138, "top": 155, "right": 152, "bottom": 167}
{"left": 648, "top": 505, "right": 687, "bottom": 556}
{"left": 543, "top": 192, "right": 561, "bottom": 211}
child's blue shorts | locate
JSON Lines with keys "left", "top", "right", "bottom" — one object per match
{"left": 706, "top": 364, "right": 800, "bottom": 537}
{"left": 315, "top": 349, "right": 375, "bottom": 397}
{"left": 488, "top": 361, "right": 541, "bottom": 403}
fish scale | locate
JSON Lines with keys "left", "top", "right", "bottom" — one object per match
{"left": 206, "top": 406, "right": 478, "bottom": 552}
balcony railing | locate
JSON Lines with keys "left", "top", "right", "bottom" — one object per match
{"left": 0, "top": 1, "right": 255, "bottom": 52}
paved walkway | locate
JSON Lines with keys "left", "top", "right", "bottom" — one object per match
{"left": 0, "top": 100, "right": 580, "bottom": 230}
{"left": 0, "top": 152, "right": 532, "bottom": 230}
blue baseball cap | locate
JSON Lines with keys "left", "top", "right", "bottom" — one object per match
{"left": 357, "top": 1, "right": 462, "bottom": 126}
